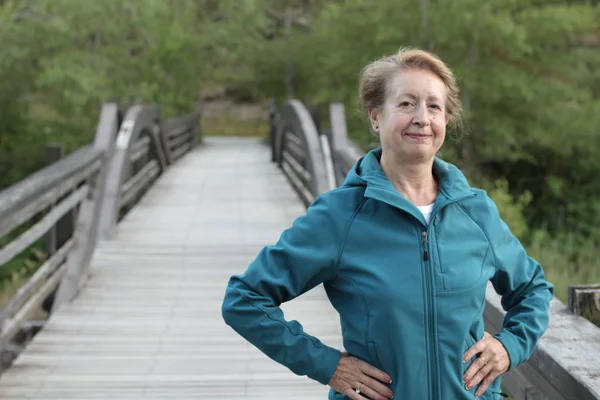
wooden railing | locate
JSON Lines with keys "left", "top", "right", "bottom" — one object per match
{"left": 320, "top": 101, "right": 600, "bottom": 400}
{"left": 269, "top": 99, "right": 335, "bottom": 205}
{"left": 161, "top": 108, "right": 201, "bottom": 165}
{"left": 0, "top": 103, "right": 201, "bottom": 360}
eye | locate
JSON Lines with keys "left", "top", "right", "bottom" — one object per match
{"left": 429, "top": 104, "right": 442, "bottom": 110}
{"left": 399, "top": 101, "right": 412, "bottom": 107}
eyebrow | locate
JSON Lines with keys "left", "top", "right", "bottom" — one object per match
{"left": 397, "top": 93, "right": 443, "bottom": 102}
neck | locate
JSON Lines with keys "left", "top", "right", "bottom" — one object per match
{"left": 380, "top": 150, "right": 438, "bottom": 206}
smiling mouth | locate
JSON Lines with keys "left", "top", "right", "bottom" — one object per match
{"left": 405, "top": 133, "right": 431, "bottom": 139}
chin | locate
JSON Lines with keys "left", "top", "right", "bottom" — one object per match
{"left": 401, "top": 149, "right": 435, "bottom": 163}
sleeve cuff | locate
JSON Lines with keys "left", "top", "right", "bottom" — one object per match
{"left": 493, "top": 330, "right": 520, "bottom": 370}
{"left": 311, "top": 347, "right": 342, "bottom": 385}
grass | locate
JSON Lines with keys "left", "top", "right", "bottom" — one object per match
{"left": 527, "top": 232, "right": 600, "bottom": 315}
{"left": 201, "top": 113, "right": 268, "bottom": 138}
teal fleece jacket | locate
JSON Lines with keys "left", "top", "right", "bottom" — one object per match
{"left": 221, "top": 148, "right": 554, "bottom": 399}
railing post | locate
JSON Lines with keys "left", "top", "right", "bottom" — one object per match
{"left": 51, "top": 104, "right": 119, "bottom": 312}
{"left": 44, "top": 144, "right": 66, "bottom": 257}
{"left": 269, "top": 99, "right": 277, "bottom": 162}
{"left": 150, "top": 105, "right": 168, "bottom": 172}
{"left": 190, "top": 105, "right": 202, "bottom": 149}
{"left": 98, "top": 105, "right": 164, "bottom": 239}
{"left": 568, "top": 284, "right": 600, "bottom": 322}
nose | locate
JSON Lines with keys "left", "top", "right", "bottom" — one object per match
{"left": 412, "top": 104, "right": 431, "bottom": 127}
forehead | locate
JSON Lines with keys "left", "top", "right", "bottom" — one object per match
{"left": 387, "top": 68, "right": 447, "bottom": 100}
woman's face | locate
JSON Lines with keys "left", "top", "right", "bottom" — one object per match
{"left": 370, "top": 68, "right": 448, "bottom": 163}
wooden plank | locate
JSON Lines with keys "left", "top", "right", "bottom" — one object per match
{"left": 169, "top": 142, "right": 191, "bottom": 163}
{"left": 98, "top": 105, "right": 163, "bottom": 240}
{"left": 0, "top": 159, "right": 102, "bottom": 240}
{"left": 0, "top": 239, "right": 74, "bottom": 325}
{"left": 162, "top": 113, "right": 196, "bottom": 133}
{"left": 285, "top": 130, "right": 303, "bottom": 148}
{"left": 0, "top": 146, "right": 101, "bottom": 218}
{"left": 129, "top": 136, "right": 151, "bottom": 164}
{"left": 167, "top": 130, "right": 191, "bottom": 150}
{"left": 165, "top": 124, "right": 190, "bottom": 140}
{"left": 569, "top": 284, "right": 600, "bottom": 320}
{"left": 0, "top": 262, "right": 67, "bottom": 348}
{"left": 0, "top": 138, "right": 341, "bottom": 399}
{"left": 52, "top": 103, "right": 120, "bottom": 311}
{"left": 284, "top": 135, "right": 305, "bottom": 164}
{"left": 319, "top": 135, "right": 336, "bottom": 191}
{"left": 485, "top": 283, "right": 600, "bottom": 399}
{"left": 282, "top": 150, "right": 311, "bottom": 185}
{"left": 44, "top": 144, "right": 65, "bottom": 255}
{"left": 118, "top": 160, "right": 160, "bottom": 209}
{"left": 282, "top": 159, "right": 314, "bottom": 206}
{"left": 0, "top": 186, "right": 89, "bottom": 266}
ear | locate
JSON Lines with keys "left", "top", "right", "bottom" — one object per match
{"left": 368, "top": 108, "right": 379, "bottom": 131}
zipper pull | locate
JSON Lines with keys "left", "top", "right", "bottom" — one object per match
{"left": 421, "top": 231, "right": 429, "bottom": 261}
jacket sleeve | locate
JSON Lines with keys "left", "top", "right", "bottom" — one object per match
{"left": 484, "top": 195, "right": 554, "bottom": 370}
{"left": 221, "top": 194, "right": 344, "bottom": 385}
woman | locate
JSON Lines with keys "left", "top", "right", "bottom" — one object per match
{"left": 221, "top": 48, "right": 554, "bottom": 400}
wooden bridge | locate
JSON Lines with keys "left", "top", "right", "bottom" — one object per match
{"left": 0, "top": 100, "right": 598, "bottom": 399}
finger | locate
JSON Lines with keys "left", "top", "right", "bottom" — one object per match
{"left": 343, "top": 387, "right": 364, "bottom": 400}
{"left": 465, "top": 362, "right": 493, "bottom": 391}
{"left": 463, "top": 339, "right": 486, "bottom": 363}
{"left": 359, "top": 382, "right": 393, "bottom": 400}
{"left": 463, "top": 353, "right": 491, "bottom": 385}
{"left": 358, "top": 360, "right": 393, "bottom": 384}
{"left": 475, "top": 371, "right": 500, "bottom": 398}
{"left": 360, "top": 376, "right": 394, "bottom": 399}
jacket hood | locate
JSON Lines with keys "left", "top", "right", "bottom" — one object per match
{"left": 342, "top": 147, "right": 473, "bottom": 201}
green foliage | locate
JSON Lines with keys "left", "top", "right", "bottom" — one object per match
{"left": 1, "top": 0, "right": 599, "bottom": 308}
{"left": 0, "top": 0, "right": 248, "bottom": 189}
{"left": 243, "top": 1, "right": 600, "bottom": 292}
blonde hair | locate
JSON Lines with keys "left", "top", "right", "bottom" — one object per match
{"left": 359, "top": 47, "right": 463, "bottom": 132}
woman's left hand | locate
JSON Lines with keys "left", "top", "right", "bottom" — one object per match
{"left": 462, "top": 331, "right": 510, "bottom": 398}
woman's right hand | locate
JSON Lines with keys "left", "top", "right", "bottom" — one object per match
{"left": 328, "top": 352, "right": 394, "bottom": 400}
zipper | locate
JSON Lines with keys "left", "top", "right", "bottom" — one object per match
{"left": 421, "top": 228, "right": 438, "bottom": 400}
{"left": 421, "top": 231, "right": 429, "bottom": 261}
{"left": 411, "top": 194, "right": 475, "bottom": 400}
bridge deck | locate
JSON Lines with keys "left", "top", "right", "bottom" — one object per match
{"left": 0, "top": 137, "right": 342, "bottom": 399}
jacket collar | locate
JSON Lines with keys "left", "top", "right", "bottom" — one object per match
{"left": 345, "top": 148, "right": 474, "bottom": 223}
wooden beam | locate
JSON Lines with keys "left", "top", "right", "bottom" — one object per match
{"left": 569, "top": 284, "right": 600, "bottom": 322}
{"left": 0, "top": 146, "right": 101, "bottom": 220}
{"left": 0, "top": 239, "right": 74, "bottom": 326}
{"left": 52, "top": 103, "right": 120, "bottom": 312}
{"left": 0, "top": 262, "right": 68, "bottom": 350}
{"left": 0, "top": 159, "right": 101, "bottom": 241}
{"left": 0, "top": 186, "right": 89, "bottom": 266}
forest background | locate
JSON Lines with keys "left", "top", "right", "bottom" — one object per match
{"left": 1, "top": 0, "right": 599, "bottom": 316}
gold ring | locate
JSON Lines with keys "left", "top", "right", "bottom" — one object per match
{"left": 480, "top": 356, "right": 487, "bottom": 364}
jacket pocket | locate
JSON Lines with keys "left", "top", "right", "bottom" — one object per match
{"left": 367, "top": 341, "right": 383, "bottom": 370}
{"left": 434, "top": 207, "right": 490, "bottom": 291}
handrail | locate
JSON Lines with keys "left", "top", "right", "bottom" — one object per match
{"left": 0, "top": 103, "right": 119, "bottom": 346}
{"left": 327, "top": 102, "right": 600, "bottom": 400}
{"left": 161, "top": 107, "right": 202, "bottom": 164}
{"left": 271, "top": 99, "right": 331, "bottom": 205}
{"left": 329, "top": 103, "right": 367, "bottom": 185}
{"left": 0, "top": 101, "right": 203, "bottom": 365}
{"left": 97, "top": 105, "right": 167, "bottom": 239}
